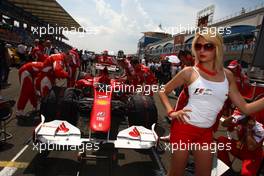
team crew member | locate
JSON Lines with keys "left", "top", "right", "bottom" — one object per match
{"left": 159, "top": 29, "right": 264, "bottom": 176}
{"left": 16, "top": 62, "right": 43, "bottom": 117}
{"left": 30, "top": 40, "right": 47, "bottom": 62}
{"left": 116, "top": 55, "right": 156, "bottom": 95}
{"left": 227, "top": 60, "right": 250, "bottom": 98}
{"left": 130, "top": 58, "right": 157, "bottom": 86}
{"left": 129, "top": 59, "right": 157, "bottom": 96}
{"left": 218, "top": 108, "right": 264, "bottom": 176}
{"left": 35, "top": 53, "right": 71, "bottom": 97}
{"left": 160, "top": 57, "right": 172, "bottom": 84}
{"left": 67, "top": 49, "right": 80, "bottom": 87}
{"left": 116, "top": 50, "right": 136, "bottom": 82}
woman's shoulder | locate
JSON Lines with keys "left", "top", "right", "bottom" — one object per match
{"left": 179, "top": 66, "right": 195, "bottom": 81}
{"left": 180, "top": 66, "right": 194, "bottom": 75}
{"left": 182, "top": 66, "right": 194, "bottom": 72}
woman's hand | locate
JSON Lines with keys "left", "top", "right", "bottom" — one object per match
{"left": 169, "top": 109, "right": 191, "bottom": 124}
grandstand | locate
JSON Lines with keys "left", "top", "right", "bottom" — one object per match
{"left": 139, "top": 3, "right": 264, "bottom": 64}
{"left": 0, "top": 0, "right": 81, "bottom": 51}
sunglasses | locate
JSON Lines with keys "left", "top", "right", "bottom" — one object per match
{"left": 194, "top": 43, "right": 215, "bottom": 51}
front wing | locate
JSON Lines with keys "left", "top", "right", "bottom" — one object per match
{"left": 34, "top": 115, "right": 158, "bottom": 149}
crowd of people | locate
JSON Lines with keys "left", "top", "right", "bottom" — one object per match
{"left": 144, "top": 50, "right": 195, "bottom": 96}
{"left": 224, "top": 39, "right": 256, "bottom": 52}
{"left": 0, "top": 37, "right": 80, "bottom": 117}
{"left": 0, "top": 38, "right": 74, "bottom": 90}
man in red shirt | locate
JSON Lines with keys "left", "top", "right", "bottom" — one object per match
{"left": 218, "top": 108, "right": 264, "bottom": 176}
{"left": 16, "top": 62, "right": 43, "bottom": 117}
{"left": 130, "top": 59, "right": 157, "bottom": 95}
{"left": 30, "top": 40, "right": 48, "bottom": 62}
{"left": 116, "top": 54, "right": 136, "bottom": 83}
{"left": 116, "top": 57, "right": 157, "bottom": 95}
{"left": 67, "top": 49, "right": 80, "bottom": 87}
{"left": 35, "top": 52, "right": 72, "bottom": 97}
{"left": 227, "top": 60, "right": 250, "bottom": 98}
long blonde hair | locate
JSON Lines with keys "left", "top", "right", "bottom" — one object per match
{"left": 191, "top": 28, "right": 224, "bottom": 71}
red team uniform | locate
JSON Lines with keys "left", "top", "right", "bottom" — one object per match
{"left": 31, "top": 44, "right": 48, "bottom": 62}
{"left": 67, "top": 49, "right": 80, "bottom": 87}
{"left": 35, "top": 53, "right": 69, "bottom": 97}
{"left": 217, "top": 109, "right": 264, "bottom": 175}
{"left": 16, "top": 62, "right": 43, "bottom": 116}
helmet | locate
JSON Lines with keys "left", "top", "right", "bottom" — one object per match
{"left": 117, "top": 50, "right": 124, "bottom": 58}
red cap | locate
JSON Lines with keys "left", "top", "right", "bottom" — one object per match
{"left": 228, "top": 60, "right": 239, "bottom": 69}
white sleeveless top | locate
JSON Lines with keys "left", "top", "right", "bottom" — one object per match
{"left": 184, "top": 67, "right": 229, "bottom": 128}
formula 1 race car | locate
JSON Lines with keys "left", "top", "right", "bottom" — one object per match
{"left": 34, "top": 66, "right": 159, "bottom": 175}
{"left": 37, "top": 65, "right": 158, "bottom": 149}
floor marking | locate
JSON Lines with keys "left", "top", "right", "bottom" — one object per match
{"left": 0, "top": 161, "right": 28, "bottom": 168}
{"left": 0, "top": 145, "right": 29, "bottom": 176}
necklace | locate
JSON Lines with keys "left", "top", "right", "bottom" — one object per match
{"left": 196, "top": 63, "right": 218, "bottom": 76}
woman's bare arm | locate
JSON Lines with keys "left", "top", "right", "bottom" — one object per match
{"left": 226, "top": 69, "right": 264, "bottom": 115}
{"left": 158, "top": 67, "right": 192, "bottom": 114}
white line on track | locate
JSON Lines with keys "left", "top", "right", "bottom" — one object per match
{"left": 0, "top": 144, "right": 29, "bottom": 176}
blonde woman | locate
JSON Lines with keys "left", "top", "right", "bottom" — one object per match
{"left": 158, "top": 28, "right": 264, "bottom": 176}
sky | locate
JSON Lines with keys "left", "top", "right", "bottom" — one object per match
{"left": 57, "top": 0, "right": 264, "bottom": 54}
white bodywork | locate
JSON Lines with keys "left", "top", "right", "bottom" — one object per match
{"left": 115, "top": 125, "right": 158, "bottom": 149}
{"left": 211, "top": 155, "right": 230, "bottom": 176}
{"left": 35, "top": 115, "right": 82, "bottom": 146}
{"left": 95, "top": 63, "right": 119, "bottom": 72}
{"left": 34, "top": 115, "right": 157, "bottom": 149}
